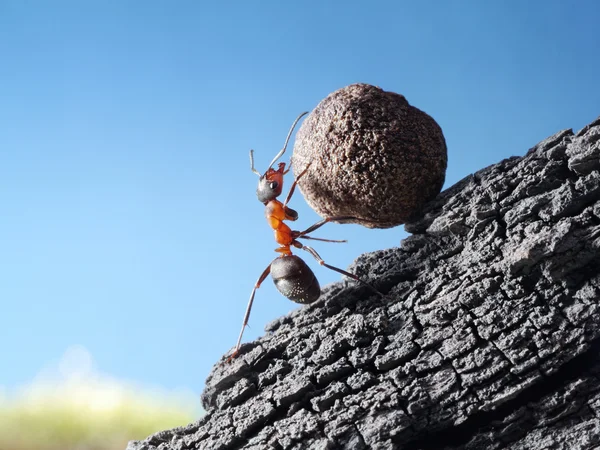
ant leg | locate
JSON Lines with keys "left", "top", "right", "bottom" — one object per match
{"left": 283, "top": 162, "right": 312, "bottom": 208}
{"left": 293, "top": 216, "right": 358, "bottom": 239}
{"left": 299, "top": 235, "right": 347, "bottom": 243}
{"left": 298, "top": 244, "right": 383, "bottom": 297}
{"left": 229, "top": 263, "right": 272, "bottom": 360}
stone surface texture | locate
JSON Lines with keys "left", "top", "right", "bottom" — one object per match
{"left": 291, "top": 83, "right": 447, "bottom": 229}
{"left": 128, "top": 116, "right": 600, "bottom": 449}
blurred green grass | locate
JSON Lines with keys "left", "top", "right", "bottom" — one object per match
{"left": 0, "top": 375, "right": 201, "bottom": 450}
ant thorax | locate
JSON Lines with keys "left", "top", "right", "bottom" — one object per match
{"left": 265, "top": 199, "right": 287, "bottom": 223}
{"left": 265, "top": 199, "right": 294, "bottom": 247}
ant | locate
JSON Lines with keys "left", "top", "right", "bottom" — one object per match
{"left": 230, "top": 112, "right": 380, "bottom": 359}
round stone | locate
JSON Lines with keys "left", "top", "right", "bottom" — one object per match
{"left": 292, "top": 83, "right": 447, "bottom": 228}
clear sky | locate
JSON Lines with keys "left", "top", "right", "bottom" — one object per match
{"left": 1, "top": 0, "right": 599, "bottom": 406}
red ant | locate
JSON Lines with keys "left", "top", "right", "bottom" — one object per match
{"left": 230, "top": 112, "right": 380, "bottom": 359}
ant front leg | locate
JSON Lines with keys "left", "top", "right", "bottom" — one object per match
{"left": 282, "top": 163, "right": 312, "bottom": 208}
{"left": 229, "top": 263, "right": 272, "bottom": 361}
{"left": 297, "top": 243, "right": 383, "bottom": 297}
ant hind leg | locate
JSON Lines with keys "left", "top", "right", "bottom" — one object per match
{"left": 229, "top": 263, "right": 272, "bottom": 361}
{"left": 298, "top": 244, "right": 382, "bottom": 297}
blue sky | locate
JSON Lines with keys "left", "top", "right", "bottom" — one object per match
{"left": 1, "top": 1, "right": 599, "bottom": 407}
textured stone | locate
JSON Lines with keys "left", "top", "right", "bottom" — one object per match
{"left": 128, "top": 116, "right": 600, "bottom": 450}
{"left": 291, "top": 83, "right": 447, "bottom": 228}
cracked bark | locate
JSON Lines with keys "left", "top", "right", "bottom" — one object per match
{"left": 128, "top": 116, "right": 600, "bottom": 450}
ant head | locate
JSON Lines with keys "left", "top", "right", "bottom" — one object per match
{"left": 249, "top": 112, "right": 309, "bottom": 204}
{"left": 256, "top": 163, "right": 285, "bottom": 203}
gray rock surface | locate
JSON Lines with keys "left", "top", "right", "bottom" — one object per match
{"left": 128, "top": 116, "right": 600, "bottom": 449}
{"left": 292, "top": 83, "right": 447, "bottom": 229}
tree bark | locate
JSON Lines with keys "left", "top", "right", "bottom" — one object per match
{"left": 128, "top": 117, "right": 600, "bottom": 450}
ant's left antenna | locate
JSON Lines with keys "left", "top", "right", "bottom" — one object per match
{"left": 250, "top": 150, "right": 261, "bottom": 176}
{"left": 249, "top": 111, "right": 309, "bottom": 177}
{"left": 267, "top": 111, "right": 308, "bottom": 170}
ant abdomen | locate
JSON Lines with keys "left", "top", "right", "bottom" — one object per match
{"left": 271, "top": 255, "right": 320, "bottom": 304}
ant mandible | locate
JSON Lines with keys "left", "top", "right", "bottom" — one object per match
{"left": 230, "top": 112, "right": 379, "bottom": 359}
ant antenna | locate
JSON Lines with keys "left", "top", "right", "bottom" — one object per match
{"left": 249, "top": 111, "right": 309, "bottom": 177}
{"left": 266, "top": 111, "right": 309, "bottom": 171}
{"left": 249, "top": 150, "right": 261, "bottom": 176}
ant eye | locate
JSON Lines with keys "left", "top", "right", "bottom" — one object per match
{"left": 270, "top": 181, "right": 279, "bottom": 190}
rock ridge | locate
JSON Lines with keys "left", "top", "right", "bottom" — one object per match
{"left": 128, "top": 116, "right": 600, "bottom": 450}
